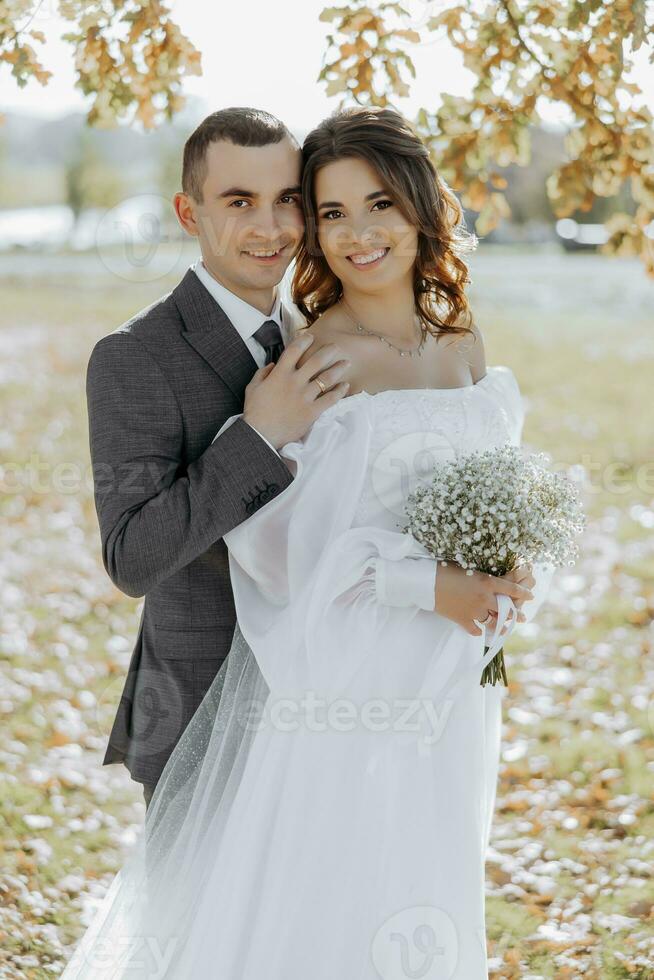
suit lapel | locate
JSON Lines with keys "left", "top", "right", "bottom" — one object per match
{"left": 173, "top": 268, "right": 259, "bottom": 400}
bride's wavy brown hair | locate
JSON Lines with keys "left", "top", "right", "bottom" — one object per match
{"left": 292, "top": 105, "right": 478, "bottom": 341}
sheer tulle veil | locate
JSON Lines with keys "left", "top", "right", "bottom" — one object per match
{"left": 61, "top": 624, "right": 270, "bottom": 978}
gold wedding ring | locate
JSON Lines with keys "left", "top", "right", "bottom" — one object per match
{"left": 314, "top": 377, "right": 327, "bottom": 395}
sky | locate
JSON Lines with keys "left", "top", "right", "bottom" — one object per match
{"left": 4, "top": 0, "right": 653, "bottom": 135}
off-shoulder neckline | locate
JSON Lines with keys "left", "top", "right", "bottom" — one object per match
{"left": 342, "top": 365, "right": 513, "bottom": 403}
{"left": 305, "top": 366, "right": 516, "bottom": 436}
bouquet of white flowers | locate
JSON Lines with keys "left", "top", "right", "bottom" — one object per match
{"left": 403, "top": 444, "right": 586, "bottom": 686}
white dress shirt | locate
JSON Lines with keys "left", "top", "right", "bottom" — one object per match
{"left": 191, "top": 257, "right": 437, "bottom": 613}
{"left": 192, "top": 257, "right": 285, "bottom": 457}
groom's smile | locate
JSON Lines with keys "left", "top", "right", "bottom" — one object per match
{"left": 242, "top": 242, "right": 294, "bottom": 264}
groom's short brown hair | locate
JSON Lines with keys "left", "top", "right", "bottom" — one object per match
{"left": 182, "top": 107, "right": 299, "bottom": 203}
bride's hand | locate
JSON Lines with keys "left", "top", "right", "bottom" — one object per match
{"left": 484, "top": 562, "right": 536, "bottom": 635}
{"left": 434, "top": 562, "right": 534, "bottom": 637}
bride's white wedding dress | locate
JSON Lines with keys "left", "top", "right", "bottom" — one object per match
{"left": 62, "top": 365, "right": 553, "bottom": 980}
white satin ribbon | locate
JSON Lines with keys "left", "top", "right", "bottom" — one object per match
{"left": 474, "top": 591, "right": 518, "bottom": 664}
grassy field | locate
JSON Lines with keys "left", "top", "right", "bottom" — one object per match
{"left": 1, "top": 244, "right": 653, "bottom": 978}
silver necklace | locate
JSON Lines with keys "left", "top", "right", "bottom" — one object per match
{"left": 340, "top": 298, "right": 427, "bottom": 358}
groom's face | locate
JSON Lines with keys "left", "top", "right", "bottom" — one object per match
{"left": 190, "top": 137, "right": 304, "bottom": 304}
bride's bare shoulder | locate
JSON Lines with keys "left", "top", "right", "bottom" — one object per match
{"left": 445, "top": 314, "right": 487, "bottom": 383}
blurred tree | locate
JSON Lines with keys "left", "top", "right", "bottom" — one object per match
{"left": 0, "top": 0, "right": 201, "bottom": 128}
{"left": 2, "top": 0, "right": 651, "bottom": 272}
{"left": 318, "top": 1, "right": 654, "bottom": 276}
{"left": 156, "top": 124, "right": 184, "bottom": 201}
{"left": 64, "top": 128, "right": 125, "bottom": 228}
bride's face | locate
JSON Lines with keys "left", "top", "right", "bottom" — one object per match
{"left": 314, "top": 156, "right": 419, "bottom": 295}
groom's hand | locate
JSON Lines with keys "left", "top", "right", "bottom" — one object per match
{"left": 243, "top": 333, "right": 351, "bottom": 448}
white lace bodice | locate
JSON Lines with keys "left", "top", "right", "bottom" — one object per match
{"left": 313, "top": 365, "right": 525, "bottom": 533}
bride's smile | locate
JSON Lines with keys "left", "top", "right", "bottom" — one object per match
{"left": 346, "top": 245, "right": 390, "bottom": 268}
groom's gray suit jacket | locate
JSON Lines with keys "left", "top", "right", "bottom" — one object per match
{"left": 86, "top": 267, "right": 295, "bottom": 788}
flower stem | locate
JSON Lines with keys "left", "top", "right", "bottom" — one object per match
{"left": 480, "top": 646, "right": 508, "bottom": 687}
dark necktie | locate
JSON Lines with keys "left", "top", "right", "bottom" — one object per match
{"left": 252, "top": 318, "right": 284, "bottom": 365}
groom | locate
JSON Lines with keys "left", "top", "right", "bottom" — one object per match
{"left": 86, "top": 107, "right": 351, "bottom": 808}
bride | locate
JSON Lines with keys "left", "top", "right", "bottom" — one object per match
{"left": 62, "top": 106, "right": 553, "bottom": 979}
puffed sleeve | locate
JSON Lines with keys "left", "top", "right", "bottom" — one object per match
{"left": 223, "top": 397, "right": 470, "bottom": 702}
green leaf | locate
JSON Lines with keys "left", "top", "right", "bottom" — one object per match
{"left": 319, "top": 6, "right": 348, "bottom": 23}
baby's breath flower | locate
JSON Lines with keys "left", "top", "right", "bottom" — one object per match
{"left": 403, "top": 443, "right": 585, "bottom": 576}
{"left": 402, "top": 443, "right": 586, "bottom": 687}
